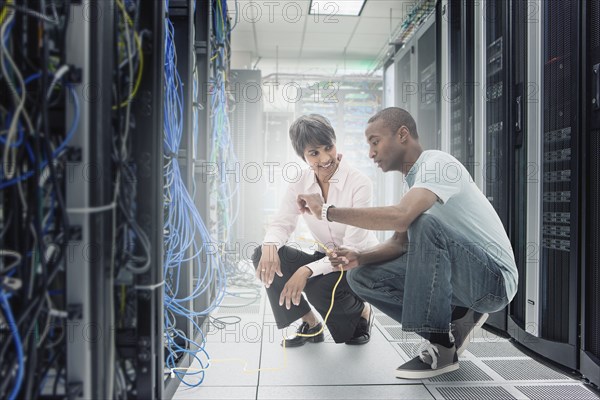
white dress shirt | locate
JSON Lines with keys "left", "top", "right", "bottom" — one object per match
{"left": 263, "top": 155, "right": 379, "bottom": 277}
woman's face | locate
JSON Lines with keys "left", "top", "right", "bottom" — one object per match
{"left": 303, "top": 143, "right": 339, "bottom": 181}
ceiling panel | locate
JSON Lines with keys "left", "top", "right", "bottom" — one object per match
{"left": 230, "top": 0, "right": 411, "bottom": 75}
{"left": 360, "top": 0, "right": 414, "bottom": 18}
{"left": 303, "top": 32, "right": 353, "bottom": 49}
{"left": 347, "top": 33, "right": 391, "bottom": 48}
{"left": 355, "top": 16, "right": 403, "bottom": 36}
{"left": 255, "top": 19, "right": 306, "bottom": 33}
{"left": 231, "top": 0, "right": 311, "bottom": 23}
{"left": 304, "top": 16, "right": 359, "bottom": 34}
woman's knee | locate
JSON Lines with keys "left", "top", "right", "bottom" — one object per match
{"left": 251, "top": 245, "right": 262, "bottom": 268}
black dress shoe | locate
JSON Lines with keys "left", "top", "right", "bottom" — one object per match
{"left": 281, "top": 322, "right": 324, "bottom": 347}
{"left": 345, "top": 307, "right": 374, "bottom": 345}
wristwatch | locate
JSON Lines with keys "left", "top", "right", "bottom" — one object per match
{"left": 321, "top": 203, "right": 335, "bottom": 222}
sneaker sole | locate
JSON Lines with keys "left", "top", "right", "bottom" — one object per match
{"left": 395, "top": 362, "right": 459, "bottom": 379}
{"left": 456, "top": 313, "right": 489, "bottom": 356}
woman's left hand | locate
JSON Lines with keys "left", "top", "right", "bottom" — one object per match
{"left": 279, "top": 266, "right": 312, "bottom": 310}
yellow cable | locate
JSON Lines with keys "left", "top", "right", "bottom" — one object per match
{"left": 295, "top": 239, "right": 341, "bottom": 338}
{"left": 113, "top": 0, "right": 144, "bottom": 110}
{"left": 0, "top": 0, "right": 12, "bottom": 25}
{"left": 171, "top": 240, "right": 344, "bottom": 377}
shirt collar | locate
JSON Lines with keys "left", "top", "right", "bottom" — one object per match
{"left": 303, "top": 154, "right": 351, "bottom": 191}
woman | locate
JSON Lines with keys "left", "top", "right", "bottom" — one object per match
{"left": 252, "top": 114, "right": 378, "bottom": 347}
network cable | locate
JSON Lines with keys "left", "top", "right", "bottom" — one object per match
{"left": 162, "top": 0, "right": 229, "bottom": 387}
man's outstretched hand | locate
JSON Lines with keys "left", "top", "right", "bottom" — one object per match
{"left": 297, "top": 193, "right": 324, "bottom": 218}
{"left": 328, "top": 246, "right": 361, "bottom": 271}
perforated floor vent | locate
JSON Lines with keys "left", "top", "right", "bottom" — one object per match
{"left": 465, "top": 341, "right": 527, "bottom": 358}
{"left": 428, "top": 360, "right": 494, "bottom": 382}
{"left": 515, "top": 384, "right": 600, "bottom": 399}
{"left": 384, "top": 326, "right": 426, "bottom": 341}
{"left": 437, "top": 386, "right": 516, "bottom": 400}
{"left": 375, "top": 314, "right": 401, "bottom": 326}
{"left": 483, "top": 359, "right": 571, "bottom": 381}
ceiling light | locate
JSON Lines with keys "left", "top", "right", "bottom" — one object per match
{"left": 309, "top": 0, "right": 367, "bottom": 17}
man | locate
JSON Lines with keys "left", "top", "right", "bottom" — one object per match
{"left": 297, "top": 107, "right": 518, "bottom": 379}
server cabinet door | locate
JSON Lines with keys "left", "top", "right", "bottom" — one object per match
{"left": 481, "top": 0, "right": 511, "bottom": 332}
{"left": 446, "top": 0, "right": 475, "bottom": 177}
{"left": 415, "top": 15, "right": 440, "bottom": 151}
{"left": 508, "top": 0, "right": 581, "bottom": 371}
{"left": 581, "top": 0, "right": 600, "bottom": 388}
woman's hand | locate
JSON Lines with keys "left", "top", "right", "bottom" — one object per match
{"left": 256, "top": 244, "right": 283, "bottom": 288}
{"left": 329, "top": 246, "right": 361, "bottom": 271}
{"left": 279, "top": 266, "right": 312, "bottom": 310}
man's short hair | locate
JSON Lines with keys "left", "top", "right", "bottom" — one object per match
{"left": 289, "top": 114, "right": 336, "bottom": 159}
{"left": 368, "top": 107, "right": 419, "bottom": 139}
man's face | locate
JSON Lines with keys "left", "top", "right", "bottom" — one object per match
{"left": 365, "top": 119, "right": 403, "bottom": 172}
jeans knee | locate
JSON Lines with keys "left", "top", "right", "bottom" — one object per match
{"left": 346, "top": 268, "right": 369, "bottom": 294}
{"left": 408, "top": 214, "right": 442, "bottom": 240}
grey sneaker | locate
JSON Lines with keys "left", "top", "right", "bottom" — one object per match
{"left": 451, "top": 310, "right": 489, "bottom": 356}
{"left": 395, "top": 342, "right": 459, "bottom": 379}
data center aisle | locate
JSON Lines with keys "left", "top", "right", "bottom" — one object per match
{"left": 174, "top": 288, "right": 599, "bottom": 400}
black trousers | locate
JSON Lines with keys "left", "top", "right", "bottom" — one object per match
{"left": 252, "top": 245, "right": 365, "bottom": 343}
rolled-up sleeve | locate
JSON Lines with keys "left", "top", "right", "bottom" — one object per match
{"left": 262, "top": 183, "right": 300, "bottom": 249}
{"left": 305, "top": 257, "right": 335, "bottom": 277}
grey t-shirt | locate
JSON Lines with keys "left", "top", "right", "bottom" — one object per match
{"left": 404, "top": 150, "right": 518, "bottom": 300}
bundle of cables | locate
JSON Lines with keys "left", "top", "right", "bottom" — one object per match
{"left": 0, "top": 0, "right": 78, "bottom": 398}
{"left": 209, "top": 0, "right": 246, "bottom": 281}
{"left": 163, "top": 0, "right": 228, "bottom": 387}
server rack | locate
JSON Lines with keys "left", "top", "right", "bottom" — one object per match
{"left": 475, "top": 0, "right": 512, "bottom": 333}
{"left": 395, "top": 45, "right": 413, "bottom": 115}
{"left": 229, "top": 69, "right": 265, "bottom": 250}
{"left": 65, "top": 1, "right": 116, "bottom": 398}
{"left": 164, "top": 1, "right": 199, "bottom": 397}
{"left": 384, "top": 59, "right": 396, "bottom": 108}
{"left": 580, "top": 0, "right": 600, "bottom": 387}
{"left": 192, "top": 0, "right": 215, "bottom": 346}
{"left": 415, "top": 10, "right": 440, "bottom": 152}
{"left": 393, "top": 7, "right": 439, "bottom": 151}
{"left": 474, "top": 0, "right": 529, "bottom": 334}
{"left": 507, "top": 0, "right": 581, "bottom": 371}
{"left": 262, "top": 111, "right": 294, "bottom": 241}
{"left": 441, "top": 0, "right": 475, "bottom": 177}
{"left": 506, "top": 0, "right": 531, "bottom": 345}
{"left": 123, "top": 1, "right": 166, "bottom": 398}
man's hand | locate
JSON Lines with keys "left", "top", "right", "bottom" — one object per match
{"left": 297, "top": 193, "right": 324, "bottom": 218}
{"left": 279, "top": 266, "right": 312, "bottom": 310}
{"left": 328, "top": 246, "right": 361, "bottom": 271}
{"left": 256, "top": 244, "right": 283, "bottom": 288}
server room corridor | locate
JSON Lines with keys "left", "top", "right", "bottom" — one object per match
{"left": 172, "top": 284, "right": 599, "bottom": 400}
{"left": 2, "top": 0, "right": 600, "bottom": 399}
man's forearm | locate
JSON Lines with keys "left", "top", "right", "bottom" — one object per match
{"left": 358, "top": 232, "right": 408, "bottom": 265}
{"left": 328, "top": 206, "right": 408, "bottom": 231}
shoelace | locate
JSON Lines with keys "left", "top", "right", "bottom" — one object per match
{"left": 417, "top": 341, "right": 440, "bottom": 369}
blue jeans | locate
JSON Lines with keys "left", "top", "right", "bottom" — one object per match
{"left": 346, "top": 214, "right": 509, "bottom": 334}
